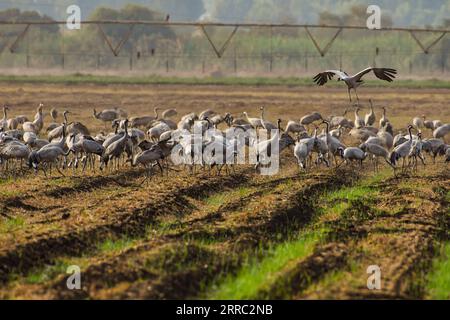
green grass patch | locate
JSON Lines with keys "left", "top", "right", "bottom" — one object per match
{"left": 323, "top": 169, "right": 388, "bottom": 203}
{"left": 0, "top": 189, "right": 20, "bottom": 197}
{"left": 204, "top": 194, "right": 228, "bottom": 208}
{"left": 301, "top": 259, "right": 360, "bottom": 298}
{"left": 97, "top": 237, "right": 136, "bottom": 253}
{"left": 204, "top": 186, "right": 253, "bottom": 209}
{"left": 207, "top": 230, "right": 322, "bottom": 299}
{"left": 328, "top": 202, "right": 350, "bottom": 216}
{"left": 23, "top": 260, "right": 70, "bottom": 285}
{"left": 0, "top": 177, "right": 14, "bottom": 185}
{"left": 326, "top": 185, "right": 375, "bottom": 202}
{"left": 427, "top": 243, "right": 450, "bottom": 299}
{"left": 0, "top": 74, "right": 449, "bottom": 89}
{"left": 0, "top": 217, "right": 25, "bottom": 233}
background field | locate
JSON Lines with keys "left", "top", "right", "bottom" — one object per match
{"left": 0, "top": 81, "right": 448, "bottom": 299}
{"left": 0, "top": 1, "right": 449, "bottom": 77}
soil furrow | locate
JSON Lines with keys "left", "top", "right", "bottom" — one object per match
{"left": 0, "top": 168, "right": 254, "bottom": 283}
{"left": 297, "top": 169, "right": 449, "bottom": 299}
{"left": 0, "top": 167, "right": 359, "bottom": 299}
{"left": 55, "top": 168, "right": 358, "bottom": 299}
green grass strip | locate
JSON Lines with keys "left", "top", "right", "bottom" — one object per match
{"left": 208, "top": 230, "right": 321, "bottom": 300}
{"left": 427, "top": 243, "right": 450, "bottom": 299}
{"left": 0, "top": 74, "right": 449, "bottom": 88}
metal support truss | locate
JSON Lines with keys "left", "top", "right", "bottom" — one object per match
{"left": 97, "top": 24, "right": 135, "bottom": 56}
{"left": 9, "top": 24, "right": 30, "bottom": 53}
{"left": 409, "top": 31, "right": 447, "bottom": 54}
{"left": 0, "top": 20, "right": 448, "bottom": 58}
{"left": 200, "top": 25, "right": 239, "bottom": 58}
{"left": 305, "top": 27, "right": 342, "bottom": 57}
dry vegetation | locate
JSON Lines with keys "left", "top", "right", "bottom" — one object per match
{"left": 0, "top": 83, "right": 449, "bottom": 299}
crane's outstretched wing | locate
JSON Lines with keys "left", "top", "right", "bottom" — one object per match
{"left": 313, "top": 70, "right": 346, "bottom": 86}
{"left": 353, "top": 67, "right": 397, "bottom": 83}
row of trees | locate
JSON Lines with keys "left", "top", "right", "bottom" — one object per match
{"left": 0, "top": 0, "right": 449, "bottom": 27}
{"left": 204, "top": 0, "right": 449, "bottom": 28}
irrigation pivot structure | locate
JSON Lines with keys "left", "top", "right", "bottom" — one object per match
{"left": 0, "top": 20, "right": 448, "bottom": 75}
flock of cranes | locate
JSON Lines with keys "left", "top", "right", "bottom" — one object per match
{"left": 0, "top": 100, "right": 448, "bottom": 178}
{"left": 0, "top": 67, "right": 449, "bottom": 178}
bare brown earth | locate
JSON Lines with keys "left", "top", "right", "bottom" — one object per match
{"left": 1, "top": 83, "right": 449, "bottom": 133}
{"left": 0, "top": 83, "right": 449, "bottom": 299}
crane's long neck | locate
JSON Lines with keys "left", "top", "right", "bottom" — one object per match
{"left": 63, "top": 112, "right": 68, "bottom": 125}
{"left": 61, "top": 123, "right": 66, "bottom": 141}
{"left": 154, "top": 108, "right": 159, "bottom": 119}
{"left": 34, "top": 110, "right": 42, "bottom": 124}
{"left": 260, "top": 107, "right": 265, "bottom": 121}
{"left": 225, "top": 115, "right": 232, "bottom": 127}
{"left": 2, "top": 107, "right": 6, "bottom": 120}
{"left": 408, "top": 127, "right": 413, "bottom": 140}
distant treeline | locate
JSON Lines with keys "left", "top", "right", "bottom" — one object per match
{"left": 0, "top": 5, "right": 448, "bottom": 75}
{"left": 0, "top": 0, "right": 449, "bottom": 27}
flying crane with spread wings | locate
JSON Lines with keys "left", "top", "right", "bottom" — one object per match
{"left": 313, "top": 67, "right": 397, "bottom": 102}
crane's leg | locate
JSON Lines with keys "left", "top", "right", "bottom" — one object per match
{"left": 354, "top": 88, "right": 360, "bottom": 102}
{"left": 418, "top": 153, "right": 426, "bottom": 166}
{"left": 322, "top": 154, "right": 330, "bottom": 167}
{"left": 348, "top": 88, "right": 352, "bottom": 102}
{"left": 139, "top": 165, "right": 148, "bottom": 186}
{"left": 82, "top": 156, "right": 88, "bottom": 173}
{"left": 156, "top": 160, "right": 164, "bottom": 174}
{"left": 57, "top": 165, "right": 65, "bottom": 177}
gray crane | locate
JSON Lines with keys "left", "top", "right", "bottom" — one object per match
{"left": 100, "top": 119, "right": 130, "bottom": 170}
{"left": 313, "top": 67, "right": 397, "bottom": 102}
